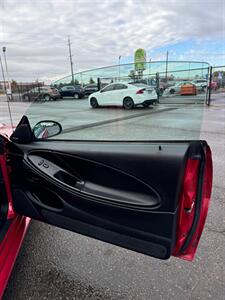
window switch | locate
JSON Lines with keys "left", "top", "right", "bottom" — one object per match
{"left": 38, "top": 160, "right": 44, "bottom": 166}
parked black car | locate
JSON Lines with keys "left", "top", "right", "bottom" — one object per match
{"left": 83, "top": 84, "right": 98, "bottom": 96}
{"left": 59, "top": 85, "right": 84, "bottom": 99}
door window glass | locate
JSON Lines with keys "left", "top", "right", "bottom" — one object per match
{"left": 113, "top": 84, "right": 128, "bottom": 90}
{"left": 101, "top": 84, "right": 115, "bottom": 92}
{"left": 16, "top": 61, "right": 209, "bottom": 141}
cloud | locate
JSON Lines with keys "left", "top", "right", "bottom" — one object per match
{"left": 0, "top": 0, "right": 224, "bottom": 82}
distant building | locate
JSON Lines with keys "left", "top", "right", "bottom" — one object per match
{"left": 0, "top": 81, "right": 44, "bottom": 93}
{"left": 0, "top": 81, "right": 10, "bottom": 90}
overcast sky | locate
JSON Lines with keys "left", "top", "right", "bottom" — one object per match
{"left": 0, "top": 0, "right": 224, "bottom": 83}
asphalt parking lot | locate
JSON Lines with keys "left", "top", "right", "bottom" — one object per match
{"left": 1, "top": 93, "right": 225, "bottom": 299}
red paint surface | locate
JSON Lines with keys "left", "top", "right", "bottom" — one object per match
{"left": 0, "top": 216, "right": 30, "bottom": 299}
{"left": 173, "top": 158, "right": 200, "bottom": 257}
{"left": 0, "top": 131, "right": 31, "bottom": 298}
{"left": 0, "top": 124, "right": 14, "bottom": 139}
{"left": 173, "top": 146, "right": 213, "bottom": 261}
{"left": 0, "top": 154, "right": 16, "bottom": 220}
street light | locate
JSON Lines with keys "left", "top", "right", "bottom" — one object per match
{"left": 188, "top": 62, "right": 191, "bottom": 80}
{"left": 2, "top": 46, "right": 12, "bottom": 97}
{"left": 148, "top": 58, "right": 151, "bottom": 84}
{"left": 0, "top": 49, "right": 13, "bottom": 129}
{"left": 118, "top": 56, "right": 121, "bottom": 81}
{"left": 165, "top": 51, "right": 169, "bottom": 82}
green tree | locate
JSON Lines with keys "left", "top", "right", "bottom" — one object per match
{"left": 213, "top": 71, "right": 225, "bottom": 77}
{"left": 11, "top": 79, "right": 18, "bottom": 92}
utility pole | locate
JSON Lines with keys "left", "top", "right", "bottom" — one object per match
{"left": 165, "top": 51, "right": 169, "bottom": 82}
{"left": 68, "top": 36, "right": 74, "bottom": 85}
{"left": 0, "top": 51, "right": 13, "bottom": 129}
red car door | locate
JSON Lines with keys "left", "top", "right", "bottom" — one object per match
{"left": 6, "top": 116, "right": 213, "bottom": 261}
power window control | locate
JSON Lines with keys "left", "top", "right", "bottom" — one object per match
{"left": 38, "top": 160, "right": 44, "bottom": 166}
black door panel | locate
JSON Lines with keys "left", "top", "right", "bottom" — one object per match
{"left": 12, "top": 141, "right": 189, "bottom": 211}
{"left": 9, "top": 141, "right": 203, "bottom": 259}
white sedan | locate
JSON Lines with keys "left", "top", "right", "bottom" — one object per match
{"left": 88, "top": 83, "right": 158, "bottom": 109}
{"left": 163, "top": 81, "right": 193, "bottom": 94}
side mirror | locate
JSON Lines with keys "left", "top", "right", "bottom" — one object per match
{"left": 33, "top": 120, "right": 62, "bottom": 139}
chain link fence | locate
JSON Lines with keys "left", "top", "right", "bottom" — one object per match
{"left": 0, "top": 81, "right": 45, "bottom": 102}
{"left": 2, "top": 61, "right": 223, "bottom": 106}
{"left": 204, "top": 65, "right": 225, "bottom": 106}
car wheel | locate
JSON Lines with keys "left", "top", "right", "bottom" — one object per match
{"left": 170, "top": 89, "right": 175, "bottom": 94}
{"left": 90, "top": 97, "right": 99, "bottom": 108}
{"left": 123, "top": 97, "right": 134, "bottom": 110}
{"left": 142, "top": 102, "right": 149, "bottom": 108}
{"left": 74, "top": 93, "right": 79, "bottom": 99}
{"left": 44, "top": 94, "right": 51, "bottom": 101}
